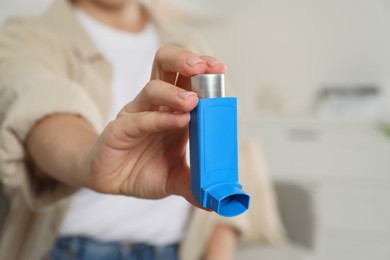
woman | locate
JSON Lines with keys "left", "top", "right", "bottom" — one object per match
{"left": 0, "top": 0, "right": 285, "bottom": 259}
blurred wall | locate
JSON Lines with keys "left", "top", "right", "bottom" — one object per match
{"left": 1, "top": 0, "right": 390, "bottom": 120}
{"left": 0, "top": 0, "right": 51, "bottom": 20}
{"left": 194, "top": 0, "right": 390, "bottom": 120}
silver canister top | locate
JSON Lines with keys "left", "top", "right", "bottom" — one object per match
{"left": 191, "top": 74, "right": 225, "bottom": 99}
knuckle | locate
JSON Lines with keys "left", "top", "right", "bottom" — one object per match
{"left": 142, "top": 81, "right": 156, "bottom": 99}
{"left": 142, "top": 81, "right": 152, "bottom": 94}
{"left": 143, "top": 80, "right": 160, "bottom": 94}
{"left": 143, "top": 80, "right": 160, "bottom": 104}
{"left": 199, "top": 55, "right": 213, "bottom": 60}
{"left": 134, "top": 113, "right": 149, "bottom": 134}
{"left": 105, "top": 120, "right": 123, "bottom": 140}
{"left": 133, "top": 113, "right": 142, "bottom": 124}
{"left": 155, "top": 45, "right": 170, "bottom": 60}
{"left": 177, "top": 49, "right": 193, "bottom": 61}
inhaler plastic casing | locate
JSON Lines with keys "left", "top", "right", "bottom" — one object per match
{"left": 189, "top": 74, "right": 250, "bottom": 217}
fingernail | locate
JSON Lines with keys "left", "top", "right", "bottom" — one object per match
{"left": 178, "top": 91, "right": 197, "bottom": 100}
{"left": 206, "top": 59, "right": 224, "bottom": 67}
{"left": 186, "top": 56, "right": 205, "bottom": 67}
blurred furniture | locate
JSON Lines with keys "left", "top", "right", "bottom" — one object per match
{"left": 235, "top": 180, "right": 318, "bottom": 260}
{"left": 242, "top": 117, "right": 390, "bottom": 260}
{"left": 0, "top": 184, "right": 8, "bottom": 233}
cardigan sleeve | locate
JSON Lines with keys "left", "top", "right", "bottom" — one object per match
{"left": 0, "top": 19, "right": 103, "bottom": 210}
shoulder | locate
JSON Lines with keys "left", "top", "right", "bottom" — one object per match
{"left": 1, "top": 16, "right": 59, "bottom": 44}
{"left": 0, "top": 16, "right": 71, "bottom": 61}
{"left": 0, "top": 16, "right": 77, "bottom": 78}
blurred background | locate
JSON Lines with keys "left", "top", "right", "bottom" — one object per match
{"left": 1, "top": 0, "right": 390, "bottom": 259}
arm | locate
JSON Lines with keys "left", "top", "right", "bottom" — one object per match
{"left": 25, "top": 114, "right": 97, "bottom": 188}
{"left": 25, "top": 45, "right": 226, "bottom": 206}
{"left": 204, "top": 223, "right": 238, "bottom": 260}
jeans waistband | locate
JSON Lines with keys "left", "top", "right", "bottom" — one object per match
{"left": 47, "top": 236, "right": 179, "bottom": 260}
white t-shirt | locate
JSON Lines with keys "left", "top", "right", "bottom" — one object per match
{"left": 58, "top": 8, "right": 191, "bottom": 246}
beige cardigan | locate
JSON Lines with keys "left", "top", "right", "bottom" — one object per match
{"left": 0, "top": 1, "right": 285, "bottom": 259}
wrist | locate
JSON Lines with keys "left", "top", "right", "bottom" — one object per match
{"left": 75, "top": 140, "right": 96, "bottom": 189}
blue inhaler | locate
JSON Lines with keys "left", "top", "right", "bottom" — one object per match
{"left": 189, "top": 74, "right": 250, "bottom": 217}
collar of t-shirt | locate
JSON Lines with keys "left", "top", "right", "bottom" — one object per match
{"left": 74, "top": 7, "right": 160, "bottom": 122}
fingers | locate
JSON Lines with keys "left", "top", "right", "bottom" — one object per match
{"left": 165, "top": 165, "right": 211, "bottom": 210}
{"left": 110, "top": 111, "right": 190, "bottom": 141}
{"left": 174, "top": 55, "right": 227, "bottom": 88}
{"left": 199, "top": 55, "right": 227, "bottom": 74}
{"left": 152, "top": 45, "right": 207, "bottom": 79}
{"left": 115, "top": 46, "right": 227, "bottom": 135}
{"left": 151, "top": 45, "right": 227, "bottom": 89}
{"left": 119, "top": 80, "right": 198, "bottom": 115}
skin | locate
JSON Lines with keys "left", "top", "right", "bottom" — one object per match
{"left": 204, "top": 223, "right": 238, "bottom": 260}
{"left": 73, "top": 0, "right": 147, "bottom": 32}
{"left": 26, "top": 0, "right": 238, "bottom": 258}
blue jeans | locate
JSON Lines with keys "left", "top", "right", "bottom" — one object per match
{"left": 46, "top": 236, "right": 179, "bottom": 260}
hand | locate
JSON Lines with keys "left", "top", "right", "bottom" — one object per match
{"left": 84, "top": 45, "right": 226, "bottom": 205}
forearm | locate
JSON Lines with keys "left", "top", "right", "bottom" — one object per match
{"left": 204, "top": 223, "right": 238, "bottom": 260}
{"left": 25, "top": 114, "right": 98, "bottom": 187}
